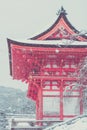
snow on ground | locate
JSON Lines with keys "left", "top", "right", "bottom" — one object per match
{"left": 44, "top": 115, "right": 87, "bottom": 130}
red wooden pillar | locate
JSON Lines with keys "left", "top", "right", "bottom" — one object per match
{"left": 36, "top": 80, "right": 43, "bottom": 120}
{"left": 60, "top": 79, "right": 63, "bottom": 120}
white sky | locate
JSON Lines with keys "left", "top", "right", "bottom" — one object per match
{"left": 0, "top": 0, "right": 87, "bottom": 91}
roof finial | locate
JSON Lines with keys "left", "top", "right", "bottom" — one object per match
{"left": 56, "top": 6, "right": 67, "bottom": 15}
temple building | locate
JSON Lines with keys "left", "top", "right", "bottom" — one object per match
{"left": 7, "top": 7, "right": 87, "bottom": 121}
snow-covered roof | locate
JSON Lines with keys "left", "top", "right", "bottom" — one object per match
{"left": 7, "top": 38, "right": 87, "bottom": 47}
{"left": 44, "top": 115, "right": 87, "bottom": 130}
{"left": 7, "top": 7, "right": 87, "bottom": 47}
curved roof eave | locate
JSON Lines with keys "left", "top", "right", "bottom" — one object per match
{"left": 7, "top": 38, "right": 87, "bottom": 48}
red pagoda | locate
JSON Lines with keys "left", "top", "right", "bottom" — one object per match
{"left": 7, "top": 7, "right": 87, "bottom": 121}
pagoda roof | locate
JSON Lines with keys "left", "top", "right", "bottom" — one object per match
{"left": 30, "top": 7, "right": 87, "bottom": 41}
{"left": 7, "top": 38, "right": 87, "bottom": 48}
